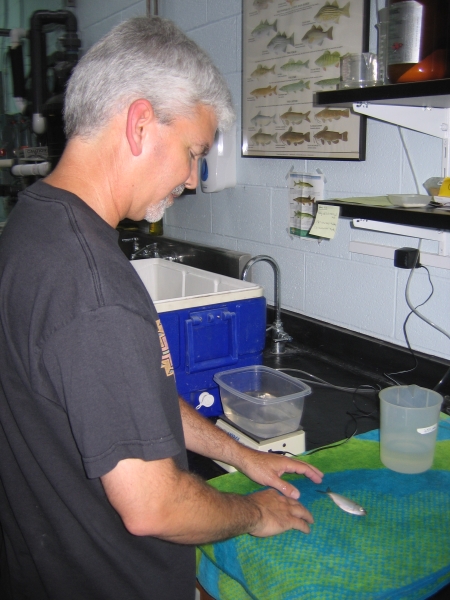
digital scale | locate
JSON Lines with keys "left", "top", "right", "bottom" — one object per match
{"left": 214, "top": 417, "right": 306, "bottom": 472}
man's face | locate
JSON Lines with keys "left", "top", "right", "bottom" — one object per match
{"left": 139, "top": 104, "right": 217, "bottom": 222}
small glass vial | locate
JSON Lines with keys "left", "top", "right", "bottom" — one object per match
{"left": 148, "top": 218, "right": 163, "bottom": 236}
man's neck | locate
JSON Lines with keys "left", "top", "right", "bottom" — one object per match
{"left": 44, "top": 138, "right": 126, "bottom": 228}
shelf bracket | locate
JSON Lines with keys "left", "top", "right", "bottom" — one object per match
{"left": 352, "top": 103, "right": 450, "bottom": 177}
{"left": 352, "top": 218, "right": 450, "bottom": 256}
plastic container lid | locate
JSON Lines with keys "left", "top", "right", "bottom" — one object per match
{"left": 387, "top": 194, "right": 431, "bottom": 207}
{"left": 213, "top": 365, "right": 311, "bottom": 404}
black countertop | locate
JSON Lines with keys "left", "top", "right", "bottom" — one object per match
{"left": 187, "top": 309, "right": 450, "bottom": 481}
{"left": 187, "top": 342, "right": 381, "bottom": 480}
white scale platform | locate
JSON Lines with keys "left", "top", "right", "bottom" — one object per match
{"left": 214, "top": 418, "right": 306, "bottom": 473}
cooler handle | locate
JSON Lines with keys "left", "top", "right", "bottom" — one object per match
{"left": 185, "top": 309, "right": 238, "bottom": 374}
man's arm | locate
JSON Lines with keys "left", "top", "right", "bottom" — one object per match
{"left": 100, "top": 397, "right": 323, "bottom": 546}
{"left": 179, "top": 397, "right": 323, "bottom": 500}
{"left": 101, "top": 455, "right": 316, "bottom": 544}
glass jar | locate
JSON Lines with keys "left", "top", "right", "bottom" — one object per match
{"left": 147, "top": 218, "right": 163, "bottom": 236}
{"left": 387, "top": 0, "right": 450, "bottom": 83}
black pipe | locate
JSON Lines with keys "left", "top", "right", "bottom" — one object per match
{"left": 9, "top": 44, "right": 26, "bottom": 98}
{"left": 30, "top": 10, "right": 79, "bottom": 121}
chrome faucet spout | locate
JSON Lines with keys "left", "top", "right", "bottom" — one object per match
{"left": 241, "top": 255, "right": 292, "bottom": 354}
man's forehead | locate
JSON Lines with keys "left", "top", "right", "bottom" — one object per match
{"left": 180, "top": 105, "right": 217, "bottom": 150}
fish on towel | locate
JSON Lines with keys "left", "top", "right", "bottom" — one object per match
{"left": 317, "top": 487, "right": 367, "bottom": 516}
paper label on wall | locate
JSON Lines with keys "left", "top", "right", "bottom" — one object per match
{"left": 288, "top": 172, "right": 324, "bottom": 238}
{"left": 309, "top": 204, "right": 340, "bottom": 239}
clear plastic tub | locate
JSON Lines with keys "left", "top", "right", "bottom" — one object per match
{"left": 214, "top": 366, "right": 311, "bottom": 439}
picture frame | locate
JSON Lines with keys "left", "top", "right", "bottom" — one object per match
{"left": 242, "top": 0, "right": 370, "bottom": 160}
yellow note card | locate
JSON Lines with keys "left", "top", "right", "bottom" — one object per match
{"left": 309, "top": 204, "right": 340, "bottom": 239}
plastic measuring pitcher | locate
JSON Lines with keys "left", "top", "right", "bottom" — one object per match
{"left": 379, "top": 385, "right": 442, "bottom": 474}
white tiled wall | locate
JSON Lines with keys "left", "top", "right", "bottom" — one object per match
{"left": 76, "top": 0, "right": 450, "bottom": 362}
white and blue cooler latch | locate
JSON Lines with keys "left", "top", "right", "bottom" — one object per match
{"left": 200, "top": 123, "right": 236, "bottom": 193}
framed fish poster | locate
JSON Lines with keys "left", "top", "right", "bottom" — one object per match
{"left": 242, "top": 0, "right": 370, "bottom": 160}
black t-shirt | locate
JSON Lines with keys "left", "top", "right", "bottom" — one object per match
{"left": 0, "top": 181, "right": 195, "bottom": 599}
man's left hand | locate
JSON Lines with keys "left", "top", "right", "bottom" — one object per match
{"left": 237, "top": 448, "right": 323, "bottom": 500}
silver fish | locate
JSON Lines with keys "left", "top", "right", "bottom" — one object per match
{"left": 267, "top": 32, "right": 295, "bottom": 55}
{"left": 251, "top": 111, "right": 277, "bottom": 127}
{"left": 317, "top": 488, "right": 367, "bottom": 516}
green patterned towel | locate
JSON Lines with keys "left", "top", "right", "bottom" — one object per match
{"left": 197, "top": 417, "right": 450, "bottom": 600}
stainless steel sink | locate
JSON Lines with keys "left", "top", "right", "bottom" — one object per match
{"left": 118, "top": 231, "right": 251, "bottom": 279}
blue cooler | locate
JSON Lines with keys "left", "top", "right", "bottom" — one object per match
{"left": 132, "top": 259, "right": 266, "bottom": 416}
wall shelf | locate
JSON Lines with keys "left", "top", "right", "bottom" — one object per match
{"left": 314, "top": 79, "right": 450, "bottom": 109}
{"left": 314, "top": 80, "right": 450, "bottom": 229}
{"left": 316, "top": 200, "right": 450, "bottom": 231}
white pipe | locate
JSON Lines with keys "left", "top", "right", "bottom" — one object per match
{"left": 11, "top": 162, "right": 51, "bottom": 177}
{"left": 0, "top": 159, "right": 15, "bottom": 168}
{"left": 9, "top": 28, "right": 27, "bottom": 48}
{"left": 32, "top": 113, "right": 46, "bottom": 135}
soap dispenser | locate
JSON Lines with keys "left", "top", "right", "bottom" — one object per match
{"left": 200, "top": 123, "right": 236, "bottom": 193}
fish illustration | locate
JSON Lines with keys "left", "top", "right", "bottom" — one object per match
{"left": 315, "top": 50, "right": 342, "bottom": 70}
{"left": 302, "top": 25, "right": 333, "bottom": 47}
{"left": 280, "top": 127, "right": 310, "bottom": 145}
{"left": 314, "top": 126, "right": 348, "bottom": 144}
{"left": 280, "top": 58, "right": 309, "bottom": 73}
{"left": 317, "top": 488, "right": 367, "bottom": 516}
{"left": 253, "top": 0, "right": 274, "bottom": 11}
{"left": 314, "top": 77, "right": 341, "bottom": 88}
{"left": 279, "top": 79, "right": 310, "bottom": 94}
{"left": 251, "top": 19, "right": 277, "bottom": 38}
{"left": 293, "top": 195, "right": 315, "bottom": 203}
{"left": 315, "top": 107, "right": 350, "bottom": 122}
{"left": 294, "top": 180, "right": 314, "bottom": 188}
{"left": 314, "top": 1, "right": 351, "bottom": 24}
{"left": 294, "top": 210, "right": 314, "bottom": 219}
{"left": 250, "top": 129, "right": 277, "bottom": 146}
{"left": 251, "top": 111, "right": 277, "bottom": 127}
{"left": 280, "top": 107, "right": 311, "bottom": 125}
{"left": 250, "top": 85, "right": 277, "bottom": 98}
{"left": 251, "top": 63, "right": 276, "bottom": 78}
{"left": 267, "top": 32, "right": 295, "bottom": 55}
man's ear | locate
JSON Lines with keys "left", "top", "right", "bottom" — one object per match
{"left": 126, "top": 99, "right": 155, "bottom": 157}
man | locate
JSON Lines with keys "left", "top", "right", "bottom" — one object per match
{"left": 0, "top": 16, "right": 323, "bottom": 600}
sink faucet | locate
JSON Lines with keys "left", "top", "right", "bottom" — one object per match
{"left": 241, "top": 255, "right": 293, "bottom": 354}
{"left": 130, "top": 242, "right": 176, "bottom": 261}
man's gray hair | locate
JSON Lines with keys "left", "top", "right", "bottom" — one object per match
{"left": 64, "top": 16, "right": 235, "bottom": 139}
